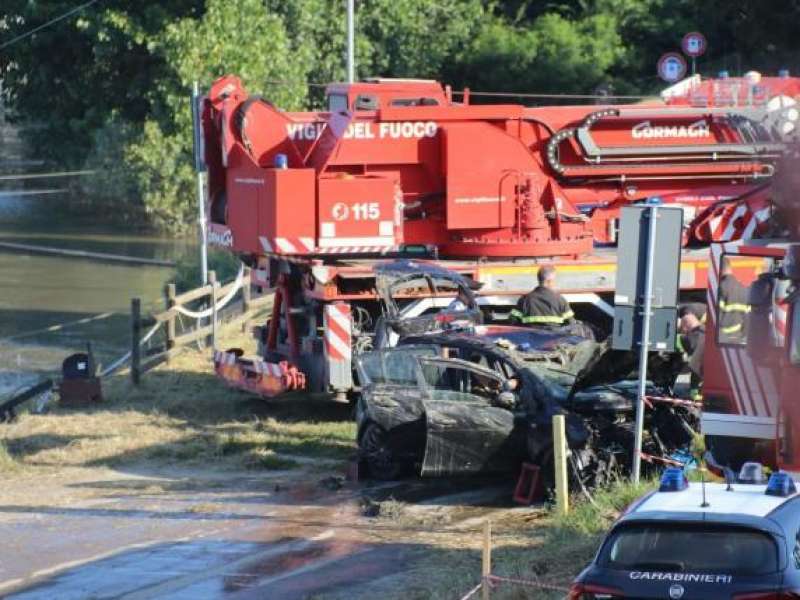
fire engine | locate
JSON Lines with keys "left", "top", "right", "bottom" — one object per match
{"left": 701, "top": 238, "right": 800, "bottom": 472}
{"left": 200, "top": 71, "right": 800, "bottom": 398}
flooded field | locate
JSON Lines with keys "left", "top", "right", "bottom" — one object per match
{"left": 0, "top": 204, "right": 193, "bottom": 396}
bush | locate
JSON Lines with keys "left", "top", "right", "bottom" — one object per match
{"left": 173, "top": 248, "right": 242, "bottom": 293}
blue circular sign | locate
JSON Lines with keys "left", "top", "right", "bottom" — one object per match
{"left": 658, "top": 52, "right": 688, "bottom": 83}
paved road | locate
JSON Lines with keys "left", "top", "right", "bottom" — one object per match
{"left": 0, "top": 468, "right": 510, "bottom": 599}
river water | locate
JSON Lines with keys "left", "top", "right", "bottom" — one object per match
{"left": 0, "top": 200, "right": 194, "bottom": 397}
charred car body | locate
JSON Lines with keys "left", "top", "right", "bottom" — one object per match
{"left": 356, "top": 262, "right": 697, "bottom": 484}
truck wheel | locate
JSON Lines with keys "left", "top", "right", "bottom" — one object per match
{"left": 360, "top": 423, "right": 404, "bottom": 480}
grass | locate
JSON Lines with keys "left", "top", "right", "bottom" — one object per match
{"left": 333, "top": 478, "right": 659, "bottom": 600}
{"left": 0, "top": 320, "right": 356, "bottom": 474}
{"left": 0, "top": 440, "right": 20, "bottom": 473}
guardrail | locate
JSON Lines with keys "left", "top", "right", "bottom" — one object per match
{"left": 129, "top": 267, "right": 272, "bottom": 383}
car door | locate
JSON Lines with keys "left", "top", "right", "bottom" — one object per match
{"left": 416, "top": 357, "right": 520, "bottom": 476}
{"left": 354, "top": 346, "right": 436, "bottom": 427}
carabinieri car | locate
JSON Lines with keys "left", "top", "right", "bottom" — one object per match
{"left": 570, "top": 467, "right": 800, "bottom": 599}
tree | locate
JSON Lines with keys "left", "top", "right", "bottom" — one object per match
{"left": 80, "top": 0, "right": 310, "bottom": 230}
{"left": 0, "top": 1, "right": 203, "bottom": 164}
{"left": 5, "top": 0, "right": 800, "bottom": 231}
{"left": 447, "top": 11, "right": 624, "bottom": 97}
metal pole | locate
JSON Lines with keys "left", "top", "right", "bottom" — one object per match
{"left": 196, "top": 171, "right": 208, "bottom": 285}
{"left": 553, "top": 414, "right": 569, "bottom": 515}
{"left": 193, "top": 81, "right": 209, "bottom": 285}
{"left": 346, "top": 0, "right": 355, "bottom": 83}
{"left": 632, "top": 206, "right": 658, "bottom": 484}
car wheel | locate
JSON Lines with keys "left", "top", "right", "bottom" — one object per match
{"left": 360, "top": 423, "right": 405, "bottom": 480}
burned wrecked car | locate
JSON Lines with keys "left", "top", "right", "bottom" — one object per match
{"left": 372, "top": 260, "right": 482, "bottom": 348}
{"left": 355, "top": 325, "right": 697, "bottom": 486}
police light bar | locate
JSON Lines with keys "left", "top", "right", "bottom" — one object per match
{"left": 659, "top": 467, "right": 689, "bottom": 492}
{"left": 739, "top": 462, "right": 767, "bottom": 484}
{"left": 765, "top": 471, "right": 797, "bottom": 497}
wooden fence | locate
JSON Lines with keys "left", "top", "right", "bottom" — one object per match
{"left": 130, "top": 267, "right": 272, "bottom": 383}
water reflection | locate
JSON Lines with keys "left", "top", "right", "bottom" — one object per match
{"left": 0, "top": 217, "right": 193, "bottom": 396}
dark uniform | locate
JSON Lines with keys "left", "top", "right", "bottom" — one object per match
{"left": 677, "top": 325, "right": 705, "bottom": 401}
{"left": 510, "top": 286, "right": 574, "bottom": 326}
{"left": 718, "top": 274, "right": 750, "bottom": 344}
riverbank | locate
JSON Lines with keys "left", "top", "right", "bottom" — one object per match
{"left": 0, "top": 325, "right": 355, "bottom": 476}
{"left": 0, "top": 319, "right": 656, "bottom": 598}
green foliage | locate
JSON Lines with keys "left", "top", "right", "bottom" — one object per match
{"left": 173, "top": 248, "right": 242, "bottom": 293}
{"left": 448, "top": 11, "right": 623, "bottom": 95}
{"left": 5, "top": 0, "right": 800, "bottom": 231}
{"left": 551, "top": 477, "right": 655, "bottom": 536}
{"left": 80, "top": 0, "right": 310, "bottom": 231}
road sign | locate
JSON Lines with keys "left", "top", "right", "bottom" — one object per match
{"left": 682, "top": 32, "right": 707, "bottom": 57}
{"left": 612, "top": 205, "right": 683, "bottom": 352}
{"left": 611, "top": 205, "right": 684, "bottom": 484}
{"left": 657, "top": 53, "right": 687, "bottom": 83}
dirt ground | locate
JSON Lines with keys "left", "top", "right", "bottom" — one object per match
{"left": 0, "top": 462, "right": 560, "bottom": 599}
{"left": 0, "top": 324, "right": 640, "bottom": 599}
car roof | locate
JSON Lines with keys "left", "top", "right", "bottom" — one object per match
{"left": 633, "top": 482, "right": 794, "bottom": 518}
{"left": 619, "top": 482, "right": 798, "bottom": 535}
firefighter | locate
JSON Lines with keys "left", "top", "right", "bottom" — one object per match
{"left": 717, "top": 258, "right": 750, "bottom": 344}
{"left": 677, "top": 306, "right": 705, "bottom": 401}
{"left": 511, "top": 266, "right": 575, "bottom": 327}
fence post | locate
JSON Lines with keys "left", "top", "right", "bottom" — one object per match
{"left": 164, "top": 283, "right": 176, "bottom": 363}
{"left": 242, "top": 266, "right": 252, "bottom": 314}
{"left": 131, "top": 298, "right": 141, "bottom": 385}
{"left": 209, "top": 270, "right": 218, "bottom": 350}
{"left": 482, "top": 519, "right": 492, "bottom": 600}
{"left": 553, "top": 414, "right": 569, "bottom": 516}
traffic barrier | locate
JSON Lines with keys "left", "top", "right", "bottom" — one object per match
{"left": 127, "top": 266, "right": 272, "bottom": 384}
{"left": 459, "top": 519, "right": 572, "bottom": 599}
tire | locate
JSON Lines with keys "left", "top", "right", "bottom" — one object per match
{"left": 359, "top": 423, "right": 405, "bottom": 480}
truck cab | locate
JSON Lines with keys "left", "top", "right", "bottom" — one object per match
{"left": 324, "top": 78, "right": 450, "bottom": 112}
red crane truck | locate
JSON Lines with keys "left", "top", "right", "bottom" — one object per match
{"left": 200, "top": 72, "right": 800, "bottom": 398}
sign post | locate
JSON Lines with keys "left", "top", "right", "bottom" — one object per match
{"left": 191, "top": 81, "right": 209, "bottom": 286}
{"left": 346, "top": 0, "right": 355, "bottom": 83}
{"left": 631, "top": 207, "right": 658, "bottom": 484}
{"left": 612, "top": 205, "right": 683, "bottom": 483}
{"left": 682, "top": 32, "right": 707, "bottom": 76}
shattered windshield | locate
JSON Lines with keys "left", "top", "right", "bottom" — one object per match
{"left": 519, "top": 338, "right": 602, "bottom": 393}
{"left": 356, "top": 347, "right": 437, "bottom": 386}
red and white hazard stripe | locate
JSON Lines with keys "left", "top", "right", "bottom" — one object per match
{"left": 252, "top": 360, "right": 285, "bottom": 377}
{"left": 214, "top": 350, "right": 237, "bottom": 366}
{"left": 214, "top": 350, "right": 286, "bottom": 378}
{"left": 324, "top": 303, "right": 352, "bottom": 362}
{"left": 315, "top": 246, "right": 396, "bottom": 255}
{"left": 703, "top": 204, "right": 770, "bottom": 242}
{"left": 259, "top": 236, "right": 315, "bottom": 255}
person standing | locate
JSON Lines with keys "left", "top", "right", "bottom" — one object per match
{"left": 510, "top": 266, "right": 575, "bottom": 327}
{"left": 677, "top": 306, "right": 705, "bottom": 401}
{"left": 717, "top": 258, "right": 750, "bottom": 344}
